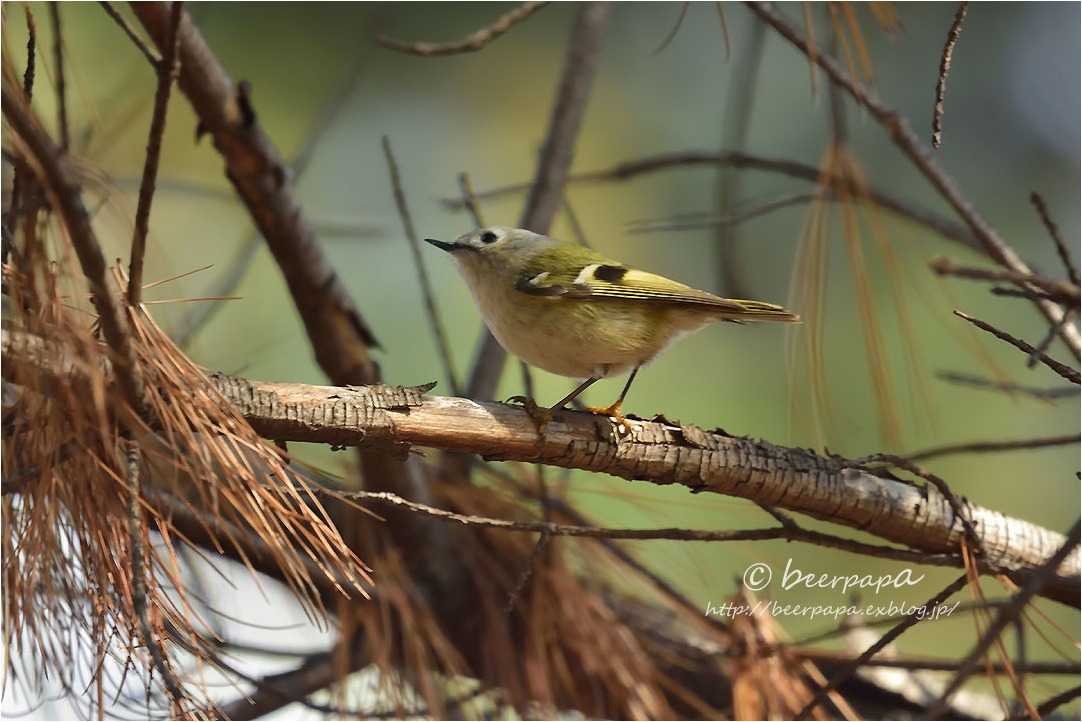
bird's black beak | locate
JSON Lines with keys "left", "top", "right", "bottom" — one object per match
{"left": 424, "top": 238, "right": 458, "bottom": 253}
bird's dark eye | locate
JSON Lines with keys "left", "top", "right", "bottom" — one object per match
{"left": 480, "top": 231, "right": 499, "bottom": 244}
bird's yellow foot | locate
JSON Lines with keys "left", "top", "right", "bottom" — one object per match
{"left": 507, "top": 395, "right": 553, "bottom": 437}
{"left": 586, "top": 400, "right": 633, "bottom": 433}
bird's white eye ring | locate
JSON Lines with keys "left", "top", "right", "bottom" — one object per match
{"left": 480, "top": 231, "right": 499, "bottom": 244}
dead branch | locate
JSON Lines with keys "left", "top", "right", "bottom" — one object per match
{"left": 128, "top": 1, "right": 183, "bottom": 306}
{"left": 130, "top": 3, "right": 381, "bottom": 384}
{"left": 931, "top": 257, "right": 1080, "bottom": 307}
{"left": 376, "top": 2, "right": 549, "bottom": 56}
{"left": 9, "top": 328, "right": 1072, "bottom": 604}
{"left": 953, "top": 310, "right": 1080, "bottom": 384}
{"left": 932, "top": 2, "right": 968, "bottom": 149}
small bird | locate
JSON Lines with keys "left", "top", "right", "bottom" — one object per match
{"left": 425, "top": 226, "right": 798, "bottom": 426}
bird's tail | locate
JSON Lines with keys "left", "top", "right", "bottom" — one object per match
{"left": 721, "top": 299, "right": 800, "bottom": 323}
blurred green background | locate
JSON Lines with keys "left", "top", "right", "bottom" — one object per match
{"left": 4, "top": 2, "right": 1078, "bottom": 714}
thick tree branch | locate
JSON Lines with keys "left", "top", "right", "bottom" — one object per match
{"left": 5, "top": 329, "right": 1077, "bottom": 606}
{"left": 206, "top": 375, "right": 1078, "bottom": 589}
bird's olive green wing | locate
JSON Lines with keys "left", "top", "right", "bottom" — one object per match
{"left": 515, "top": 259, "right": 798, "bottom": 322}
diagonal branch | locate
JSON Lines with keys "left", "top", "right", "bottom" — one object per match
{"left": 745, "top": 1, "right": 1081, "bottom": 360}
{"left": 130, "top": 3, "right": 380, "bottom": 386}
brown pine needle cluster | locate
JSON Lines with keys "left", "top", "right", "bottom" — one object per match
{"left": 3, "top": 253, "right": 373, "bottom": 717}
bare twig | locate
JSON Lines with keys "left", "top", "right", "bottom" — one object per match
{"left": 446, "top": 150, "right": 985, "bottom": 254}
{"left": 98, "top": 1, "right": 161, "bottom": 65}
{"left": 125, "top": 442, "right": 187, "bottom": 716}
{"left": 456, "top": 171, "right": 486, "bottom": 227}
{"left": 931, "top": 257, "right": 1080, "bottom": 307}
{"left": 935, "top": 371, "right": 1077, "bottom": 400}
{"left": 796, "top": 575, "right": 970, "bottom": 720}
{"left": 745, "top": 1, "right": 1081, "bottom": 359}
{"left": 503, "top": 531, "right": 551, "bottom": 613}
{"left": 48, "top": 4, "right": 70, "bottom": 151}
{"left": 714, "top": 1, "right": 731, "bottom": 60}
{"left": 21, "top": 8, "right": 37, "bottom": 95}
{"left": 907, "top": 433, "right": 1078, "bottom": 462}
{"left": 651, "top": 2, "right": 690, "bottom": 55}
{"left": 128, "top": 1, "right": 183, "bottom": 306}
{"left": 1036, "top": 686, "right": 1082, "bottom": 718}
{"left": 383, "top": 136, "right": 460, "bottom": 396}
{"left": 466, "top": 2, "right": 611, "bottom": 401}
{"left": 925, "top": 520, "right": 1081, "bottom": 719}
{"left": 1030, "top": 192, "right": 1079, "bottom": 287}
{"left": 4, "top": 7, "right": 38, "bottom": 254}
{"left": 376, "top": 2, "right": 548, "bottom": 56}
{"left": 954, "top": 310, "right": 1080, "bottom": 385}
{"left": 1029, "top": 308, "right": 1077, "bottom": 370}
{"left": 519, "top": 2, "right": 610, "bottom": 243}
{"left": 851, "top": 454, "right": 982, "bottom": 552}
{"left": 932, "top": 2, "right": 968, "bottom": 149}
{"left": 715, "top": 19, "right": 766, "bottom": 297}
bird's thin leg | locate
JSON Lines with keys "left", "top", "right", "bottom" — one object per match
{"left": 550, "top": 376, "right": 600, "bottom": 411}
{"left": 588, "top": 366, "right": 639, "bottom": 431}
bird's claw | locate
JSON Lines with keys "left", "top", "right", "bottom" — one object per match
{"left": 507, "top": 395, "right": 554, "bottom": 437}
{"left": 586, "top": 400, "right": 633, "bottom": 433}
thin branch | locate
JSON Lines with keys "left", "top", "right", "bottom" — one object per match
{"left": 446, "top": 150, "right": 985, "bottom": 254}
{"left": 1030, "top": 192, "right": 1079, "bottom": 287}
{"left": 1036, "top": 686, "right": 1082, "bottom": 718}
{"left": 128, "top": 1, "right": 184, "bottom": 306}
{"left": 925, "top": 520, "right": 1082, "bottom": 719}
{"left": 907, "top": 433, "right": 1079, "bottom": 462}
{"left": 715, "top": 18, "right": 766, "bottom": 297}
{"left": 935, "top": 371, "right": 1078, "bottom": 400}
{"left": 851, "top": 454, "right": 982, "bottom": 551}
{"left": 3, "top": 6, "right": 37, "bottom": 254}
{"left": 1030, "top": 307, "right": 1077, "bottom": 370}
{"left": 651, "top": 2, "right": 690, "bottom": 56}
{"left": 98, "top": 1, "right": 161, "bottom": 65}
{"left": 466, "top": 1, "right": 611, "bottom": 401}
{"left": 745, "top": 1, "right": 1081, "bottom": 360}
{"left": 48, "top": 4, "right": 70, "bottom": 151}
{"left": 932, "top": 2, "right": 968, "bottom": 149}
{"left": 376, "top": 1, "right": 548, "bottom": 56}
{"left": 383, "top": 137, "right": 460, "bottom": 396}
{"left": 796, "top": 575, "right": 970, "bottom": 720}
{"left": 456, "top": 171, "right": 486, "bottom": 227}
{"left": 125, "top": 443, "right": 187, "bottom": 715}
{"left": 953, "top": 310, "right": 1080, "bottom": 385}
{"left": 931, "top": 257, "right": 1080, "bottom": 307}
{"left": 504, "top": 531, "right": 550, "bottom": 613}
